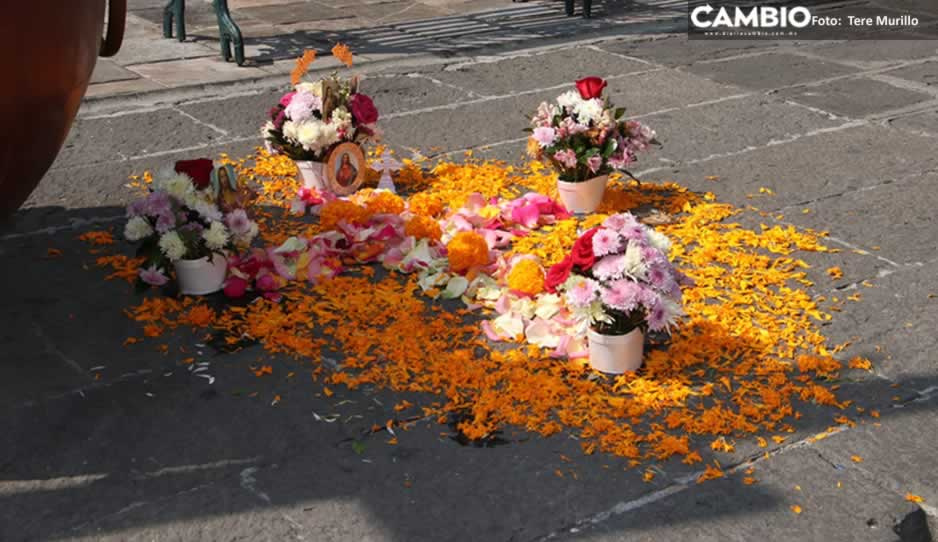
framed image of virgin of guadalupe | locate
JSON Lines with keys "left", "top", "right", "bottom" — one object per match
{"left": 325, "top": 142, "right": 366, "bottom": 196}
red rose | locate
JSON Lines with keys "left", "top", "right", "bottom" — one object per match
{"left": 174, "top": 159, "right": 214, "bottom": 190}
{"left": 570, "top": 227, "right": 599, "bottom": 270}
{"left": 223, "top": 276, "right": 249, "bottom": 298}
{"left": 545, "top": 255, "right": 574, "bottom": 293}
{"left": 575, "top": 77, "right": 607, "bottom": 100}
{"left": 349, "top": 93, "right": 379, "bottom": 125}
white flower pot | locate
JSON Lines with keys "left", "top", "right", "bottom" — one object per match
{"left": 174, "top": 253, "right": 228, "bottom": 295}
{"left": 557, "top": 174, "right": 608, "bottom": 214}
{"left": 588, "top": 327, "right": 643, "bottom": 374}
{"left": 295, "top": 160, "right": 326, "bottom": 192}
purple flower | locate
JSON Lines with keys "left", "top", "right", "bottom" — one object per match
{"left": 587, "top": 154, "right": 603, "bottom": 174}
{"left": 646, "top": 299, "right": 667, "bottom": 332}
{"left": 601, "top": 279, "right": 642, "bottom": 312}
{"left": 591, "top": 228, "right": 622, "bottom": 257}
{"left": 553, "top": 149, "right": 577, "bottom": 169}
{"left": 144, "top": 191, "right": 172, "bottom": 217}
{"left": 155, "top": 211, "right": 176, "bottom": 233}
{"left": 622, "top": 225, "right": 647, "bottom": 242}
{"left": 646, "top": 262, "right": 675, "bottom": 292}
{"left": 532, "top": 126, "right": 557, "bottom": 147}
{"left": 139, "top": 265, "right": 169, "bottom": 287}
{"left": 126, "top": 199, "right": 146, "bottom": 218}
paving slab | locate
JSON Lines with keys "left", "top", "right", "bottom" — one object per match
{"left": 84, "top": 78, "right": 168, "bottom": 99}
{"left": 179, "top": 90, "right": 284, "bottom": 139}
{"left": 606, "top": 68, "right": 745, "bottom": 117}
{"left": 640, "top": 124, "right": 938, "bottom": 213}
{"left": 238, "top": 1, "right": 352, "bottom": 25}
{"left": 90, "top": 59, "right": 141, "bottom": 85}
{"left": 889, "top": 110, "right": 938, "bottom": 136}
{"left": 381, "top": 89, "right": 555, "bottom": 154}
{"left": 779, "top": 76, "right": 934, "bottom": 118}
{"left": 814, "top": 260, "right": 938, "bottom": 381}
{"left": 802, "top": 40, "right": 938, "bottom": 69}
{"left": 784, "top": 172, "right": 938, "bottom": 267}
{"left": 128, "top": 56, "right": 273, "bottom": 87}
{"left": 54, "top": 109, "right": 224, "bottom": 170}
{"left": 434, "top": 47, "right": 651, "bottom": 96}
{"left": 563, "top": 446, "right": 922, "bottom": 542}
{"left": 597, "top": 36, "right": 799, "bottom": 68}
{"left": 884, "top": 60, "right": 938, "bottom": 88}
{"left": 637, "top": 94, "right": 842, "bottom": 165}
{"left": 685, "top": 53, "right": 861, "bottom": 92}
{"left": 108, "top": 36, "right": 218, "bottom": 67}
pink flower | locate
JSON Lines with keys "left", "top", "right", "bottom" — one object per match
{"left": 601, "top": 279, "right": 642, "bottom": 312}
{"left": 139, "top": 265, "right": 169, "bottom": 286}
{"left": 553, "top": 149, "right": 577, "bottom": 169}
{"left": 532, "top": 126, "right": 557, "bottom": 147}
{"left": 566, "top": 278, "right": 599, "bottom": 307}
{"left": 591, "top": 228, "right": 622, "bottom": 257}
{"left": 225, "top": 209, "right": 252, "bottom": 237}
{"left": 592, "top": 254, "right": 625, "bottom": 282}
{"left": 279, "top": 91, "right": 296, "bottom": 107}
{"left": 587, "top": 154, "right": 603, "bottom": 174}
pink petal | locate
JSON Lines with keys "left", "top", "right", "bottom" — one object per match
{"left": 480, "top": 320, "right": 503, "bottom": 342}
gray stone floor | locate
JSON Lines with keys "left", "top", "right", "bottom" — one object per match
{"left": 4, "top": 13, "right": 938, "bottom": 542}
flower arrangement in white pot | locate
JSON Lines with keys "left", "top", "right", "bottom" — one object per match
{"left": 528, "top": 77, "right": 657, "bottom": 214}
{"left": 263, "top": 46, "right": 380, "bottom": 193}
{"left": 124, "top": 159, "right": 259, "bottom": 295}
{"left": 548, "top": 212, "right": 688, "bottom": 373}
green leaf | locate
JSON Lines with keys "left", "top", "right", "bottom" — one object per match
{"left": 351, "top": 441, "right": 366, "bottom": 455}
{"left": 614, "top": 107, "right": 626, "bottom": 120}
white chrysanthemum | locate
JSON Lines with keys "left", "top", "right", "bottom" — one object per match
{"left": 124, "top": 216, "right": 153, "bottom": 242}
{"left": 261, "top": 121, "right": 275, "bottom": 139}
{"left": 159, "top": 173, "right": 195, "bottom": 201}
{"left": 556, "top": 90, "right": 584, "bottom": 111}
{"left": 319, "top": 122, "right": 339, "bottom": 147}
{"left": 622, "top": 241, "right": 647, "bottom": 279}
{"left": 331, "top": 106, "right": 351, "bottom": 125}
{"left": 574, "top": 98, "right": 604, "bottom": 124}
{"left": 296, "top": 119, "right": 325, "bottom": 150}
{"left": 158, "top": 231, "right": 187, "bottom": 261}
{"left": 282, "top": 120, "right": 299, "bottom": 142}
{"left": 296, "top": 81, "right": 322, "bottom": 97}
{"left": 202, "top": 221, "right": 230, "bottom": 251}
{"left": 646, "top": 229, "right": 672, "bottom": 253}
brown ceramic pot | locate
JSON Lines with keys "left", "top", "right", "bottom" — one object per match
{"left": 0, "top": 0, "right": 125, "bottom": 219}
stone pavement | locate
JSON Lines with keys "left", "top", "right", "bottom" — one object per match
{"left": 5, "top": 2, "right": 938, "bottom": 541}
{"left": 89, "top": 0, "right": 684, "bottom": 100}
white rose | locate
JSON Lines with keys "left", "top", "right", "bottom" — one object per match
{"left": 158, "top": 231, "right": 187, "bottom": 261}
{"left": 202, "top": 221, "right": 230, "bottom": 251}
{"left": 124, "top": 216, "right": 153, "bottom": 242}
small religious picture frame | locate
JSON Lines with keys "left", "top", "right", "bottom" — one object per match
{"left": 324, "top": 142, "right": 366, "bottom": 196}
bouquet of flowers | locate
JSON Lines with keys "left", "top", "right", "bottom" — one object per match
{"left": 124, "top": 159, "right": 259, "bottom": 287}
{"left": 264, "top": 47, "right": 380, "bottom": 161}
{"left": 546, "top": 213, "right": 686, "bottom": 335}
{"left": 528, "top": 77, "right": 657, "bottom": 183}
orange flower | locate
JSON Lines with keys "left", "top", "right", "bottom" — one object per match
{"left": 365, "top": 191, "right": 405, "bottom": 216}
{"left": 446, "top": 231, "right": 490, "bottom": 273}
{"left": 291, "top": 49, "right": 317, "bottom": 86}
{"left": 506, "top": 258, "right": 545, "bottom": 296}
{"left": 331, "top": 43, "right": 353, "bottom": 67}
{"left": 404, "top": 215, "right": 442, "bottom": 241}
{"left": 319, "top": 200, "right": 371, "bottom": 231}
{"left": 407, "top": 192, "right": 444, "bottom": 217}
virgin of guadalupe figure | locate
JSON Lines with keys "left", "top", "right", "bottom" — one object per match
{"left": 335, "top": 153, "right": 358, "bottom": 187}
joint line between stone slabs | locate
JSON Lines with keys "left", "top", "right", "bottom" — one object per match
{"left": 32, "top": 321, "right": 93, "bottom": 379}
{"left": 634, "top": 119, "right": 868, "bottom": 177}
{"left": 538, "top": 423, "right": 855, "bottom": 540}
{"left": 173, "top": 107, "right": 231, "bottom": 137}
